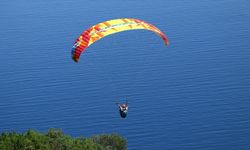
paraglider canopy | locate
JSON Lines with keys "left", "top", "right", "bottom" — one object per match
{"left": 71, "top": 18, "right": 169, "bottom": 62}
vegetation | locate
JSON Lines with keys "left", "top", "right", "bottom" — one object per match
{"left": 0, "top": 128, "right": 127, "bottom": 150}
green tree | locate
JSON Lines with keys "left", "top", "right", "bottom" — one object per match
{"left": 0, "top": 129, "right": 127, "bottom": 150}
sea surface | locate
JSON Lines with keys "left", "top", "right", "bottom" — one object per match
{"left": 1, "top": 0, "right": 250, "bottom": 149}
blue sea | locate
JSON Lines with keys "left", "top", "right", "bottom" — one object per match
{"left": 1, "top": 0, "right": 250, "bottom": 149}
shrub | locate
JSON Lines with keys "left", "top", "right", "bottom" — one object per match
{"left": 0, "top": 129, "right": 127, "bottom": 150}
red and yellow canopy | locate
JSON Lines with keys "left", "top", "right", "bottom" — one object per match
{"left": 71, "top": 18, "right": 169, "bottom": 62}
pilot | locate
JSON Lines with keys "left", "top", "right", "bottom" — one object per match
{"left": 118, "top": 103, "right": 128, "bottom": 118}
